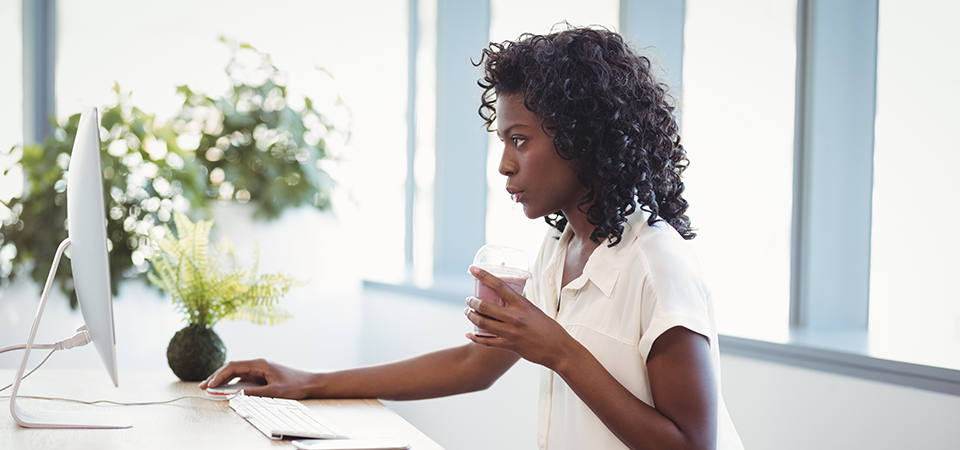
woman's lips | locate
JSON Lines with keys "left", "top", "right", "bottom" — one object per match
{"left": 507, "top": 188, "right": 523, "bottom": 203}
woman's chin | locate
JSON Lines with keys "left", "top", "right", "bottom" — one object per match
{"left": 521, "top": 205, "right": 545, "bottom": 220}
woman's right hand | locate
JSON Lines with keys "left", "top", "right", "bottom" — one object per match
{"left": 199, "top": 359, "right": 319, "bottom": 400}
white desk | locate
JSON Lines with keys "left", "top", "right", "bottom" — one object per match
{"left": 1, "top": 370, "right": 444, "bottom": 449}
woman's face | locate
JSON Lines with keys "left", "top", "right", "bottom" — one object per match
{"left": 495, "top": 94, "right": 586, "bottom": 220}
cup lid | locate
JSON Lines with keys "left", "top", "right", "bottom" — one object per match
{"left": 473, "top": 244, "right": 530, "bottom": 278}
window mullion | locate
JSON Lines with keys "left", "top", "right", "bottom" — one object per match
{"left": 21, "top": 0, "right": 56, "bottom": 145}
{"left": 791, "top": 0, "right": 878, "bottom": 330}
{"left": 618, "top": 0, "right": 687, "bottom": 107}
{"left": 432, "top": 0, "right": 490, "bottom": 283}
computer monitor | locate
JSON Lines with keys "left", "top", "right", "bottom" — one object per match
{"left": 9, "top": 106, "right": 130, "bottom": 428}
{"left": 67, "top": 106, "right": 120, "bottom": 388}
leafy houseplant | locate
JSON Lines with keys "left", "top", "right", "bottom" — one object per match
{"left": 174, "top": 38, "right": 343, "bottom": 220}
{"left": 0, "top": 86, "right": 207, "bottom": 308}
{"left": 148, "top": 212, "right": 300, "bottom": 381}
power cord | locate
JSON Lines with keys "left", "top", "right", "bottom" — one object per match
{"left": 0, "top": 326, "right": 92, "bottom": 354}
{"left": 1, "top": 327, "right": 234, "bottom": 406}
{"left": 0, "top": 348, "right": 57, "bottom": 393}
{"left": 0, "top": 326, "right": 93, "bottom": 394}
{"left": 0, "top": 393, "right": 237, "bottom": 406}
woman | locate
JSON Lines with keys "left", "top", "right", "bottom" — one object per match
{"left": 203, "top": 25, "right": 743, "bottom": 450}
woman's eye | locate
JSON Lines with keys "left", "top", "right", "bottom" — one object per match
{"left": 512, "top": 137, "right": 528, "bottom": 148}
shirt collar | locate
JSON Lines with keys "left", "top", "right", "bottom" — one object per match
{"left": 556, "top": 209, "right": 652, "bottom": 298}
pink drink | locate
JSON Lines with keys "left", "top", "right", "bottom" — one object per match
{"left": 474, "top": 274, "right": 528, "bottom": 337}
{"left": 470, "top": 245, "right": 531, "bottom": 338}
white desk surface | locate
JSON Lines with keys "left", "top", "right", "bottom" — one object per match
{"left": 1, "top": 369, "right": 444, "bottom": 450}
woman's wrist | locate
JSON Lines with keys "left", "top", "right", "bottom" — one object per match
{"left": 548, "top": 334, "right": 591, "bottom": 377}
{"left": 303, "top": 370, "right": 330, "bottom": 398}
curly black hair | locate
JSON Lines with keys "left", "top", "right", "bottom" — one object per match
{"left": 477, "top": 25, "right": 695, "bottom": 244}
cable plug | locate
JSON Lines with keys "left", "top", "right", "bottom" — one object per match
{"left": 54, "top": 325, "right": 91, "bottom": 350}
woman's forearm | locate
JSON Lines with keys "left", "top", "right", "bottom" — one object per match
{"left": 308, "top": 343, "right": 520, "bottom": 401}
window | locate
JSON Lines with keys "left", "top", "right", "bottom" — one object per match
{"left": 681, "top": 0, "right": 798, "bottom": 337}
{"left": 56, "top": 0, "right": 410, "bottom": 282}
{"left": 869, "top": 0, "right": 960, "bottom": 364}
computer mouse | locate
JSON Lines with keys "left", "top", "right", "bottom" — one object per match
{"left": 205, "top": 380, "right": 266, "bottom": 395}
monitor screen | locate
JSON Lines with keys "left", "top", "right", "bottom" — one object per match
{"left": 67, "top": 106, "right": 119, "bottom": 387}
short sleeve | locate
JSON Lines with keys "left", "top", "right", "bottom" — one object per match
{"left": 636, "top": 238, "right": 713, "bottom": 362}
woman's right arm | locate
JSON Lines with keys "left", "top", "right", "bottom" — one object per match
{"left": 199, "top": 342, "right": 520, "bottom": 401}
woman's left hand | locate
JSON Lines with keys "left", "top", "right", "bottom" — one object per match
{"left": 464, "top": 266, "right": 574, "bottom": 370}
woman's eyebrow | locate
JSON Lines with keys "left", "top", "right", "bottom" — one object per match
{"left": 498, "top": 123, "right": 530, "bottom": 138}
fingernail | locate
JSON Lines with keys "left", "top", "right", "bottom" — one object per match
{"left": 464, "top": 307, "right": 470, "bottom": 316}
{"left": 469, "top": 266, "right": 480, "bottom": 275}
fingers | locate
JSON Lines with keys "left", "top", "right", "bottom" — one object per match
{"left": 238, "top": 384, "right": 274, "bottom": 397}
{"left": 469, "top": 266, "right": 525, "bottom": 305}
{"left": 199, "top": 365, "right": 235, "bottom": 389}
{"left": 465, "top": 295, "right": 507, "bottom": 320}
{"left": 464, "top": 298, "right": 510, "bottom": 339}
{"left": 465, "top": 331, "right": 500, "bottom": 347}
{"left": 199, "top": 359, "right": 268, "bottom": 389}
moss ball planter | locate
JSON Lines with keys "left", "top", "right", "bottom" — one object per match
{"left": 166, "top": 324, "right": 227, "bottom": 382}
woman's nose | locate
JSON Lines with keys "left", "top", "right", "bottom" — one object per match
{"left": 499, "top": 149, "right": 517, "bottom": 176}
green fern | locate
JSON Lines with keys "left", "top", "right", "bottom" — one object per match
{"left": 147, "top": 212, "right": 299, "bottom": 327}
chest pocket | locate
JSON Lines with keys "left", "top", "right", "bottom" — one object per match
{"left": 556, "top": 279, "right": 642, "bottom": 347}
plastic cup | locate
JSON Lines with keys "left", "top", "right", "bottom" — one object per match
{"left": 471, "top": 245, "right": 532, "bottom": 337}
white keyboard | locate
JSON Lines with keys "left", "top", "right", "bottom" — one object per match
{"left": 229, "top": 394, "right": 346, "bottom": 440}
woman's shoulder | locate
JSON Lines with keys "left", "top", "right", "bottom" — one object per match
{"left": 617, "top": 214, "right": 705, "bottom": 283}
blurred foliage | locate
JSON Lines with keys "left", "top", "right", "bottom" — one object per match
{"left": 0, "top": 39, "right": 345, "bottom": 307}
{"left": 148, "top": 212, "right": 299, "bottom": 328}
{"left": 0, "top": 86, "right": 206, "bottom": 308}
{"left": 176, "top": 38, "right": 342, "bottom": 220}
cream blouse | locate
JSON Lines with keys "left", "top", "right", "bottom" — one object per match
{"left": 526, "top": 211, "right": 743, "bottom": 450}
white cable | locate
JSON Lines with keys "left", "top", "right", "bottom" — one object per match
{"left": 0, "top": 326, "right": 92, "bottom": 354}
{"left": 0, "top": 393, "right": 237, "bottom": 406}
{"left": 0, "top": 343, "right": 55, "bottom": 353}
{"left": 0, "top": 349, "right": 57, "bottom": 393}
{"left": 0, "top": 328, "right": 228, "bottom": 407}
{"left": 0, "top": 327, "right": 92, "bottom": 394}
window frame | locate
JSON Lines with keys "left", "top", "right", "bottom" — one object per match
{"left": 685, "top": 0, "right": 960, "bottom": 395}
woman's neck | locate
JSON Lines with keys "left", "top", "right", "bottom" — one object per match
{"left": 560, "top": 206, "right": 601, "bottom": 288}
{"left": 562, "top": 204, "right": 597, "bottom": 246}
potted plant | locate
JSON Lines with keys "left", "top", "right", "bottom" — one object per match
{"left": 147, "top": 212, "right": 300, "bottom": 381}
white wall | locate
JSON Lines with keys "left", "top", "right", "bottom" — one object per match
{"left": 721, "top": 354, "right": 960, "bottom": 450}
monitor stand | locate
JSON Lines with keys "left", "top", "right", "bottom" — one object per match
{"left": 8, "top": 238, "right": 131, "bottom": 429}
